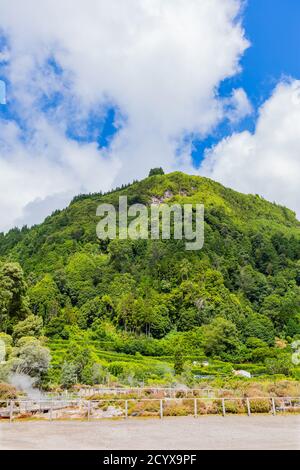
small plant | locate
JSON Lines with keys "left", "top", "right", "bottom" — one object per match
{"left": 222, "top": 399, "right": 246, "bottom": 414}
{"left": 0, "top": 382, "right": 18, "bottom": 402}
{"left": 128, "top": 400, "right": 160, "bottom": 417}
{"left": 249, "top": 398, "right": 271, "bottom": 413}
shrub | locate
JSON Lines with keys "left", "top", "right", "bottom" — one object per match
{"left": 246, "top": 337, "right": 268, "bottom": 349}
{"left": 0, "top": 382, "right": 17, "bottom": 401}
{"left": 11, "top": 339, "right": 51, "bottom": 378}
{"left": 265, "top": 357, "right": 292, "bottom": 376}
{"left": 60, "top": 362, "right": 78, "bottom": 388}
{"left": 108, "top": 362, "right": 125, "bottom": 377}
{"left": 223, "top": 399, "right": 246, "bottom": 414}
{"left": 163, "top": 403, "right": 191, "bottom": 417}
{"left": 128, "top": 400, "right": 160, "bottom": 417}
{"left": 249, "top": 398, "right": 271, "bottom": 413}
{"left": 267, "top": 380, "right": 300, "bottom": 397}
{"left": 12, "top": 315, "right": 43, "bottom": 341}
{"left": 205, "top": 400, "right": 219, "bottom": 414}
{"left": 251, "top": 347, "right": 277, "bottom": 362}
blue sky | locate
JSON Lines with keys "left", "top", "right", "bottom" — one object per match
{"left": 242, "top": 0, "right": 300, "bottom": 102}
{"left": 0, "top": 0, "right": 300, "bottom": 230}
{"left": 192, "top": 0, "right": 300, "bottom": 165}
{"left": 0, "top": 80, "right": 5, "bottom": 104}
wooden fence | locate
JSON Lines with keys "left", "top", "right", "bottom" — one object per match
{"left": 1, "top": 396, "right": 300, "bottom": 422}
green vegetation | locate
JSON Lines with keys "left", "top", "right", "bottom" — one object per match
{"left": 148, "top": 167, "right": 165, "bottom": 177}
{"left": 0, "top": 171, "right": 300, "bottom": 389}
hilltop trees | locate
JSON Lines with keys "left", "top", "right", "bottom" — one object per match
{"left": 148, "top": 167, "right": 164, "bottom": 177}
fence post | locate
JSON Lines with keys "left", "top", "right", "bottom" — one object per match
{"left": 160, "top": 399, "right": 163, "bottom": 419}
{"left": 9, "top": 400, "right": 13, "bottom": 423}
{"left": 222, "top": 398, "right": 226, "bottom": 417}
{"left": 271, "top": 397, "right": 276, "bottom": 416}
{"left": 125, "top": 400, "right": 128, "bottom": 419}
{"left": 246, "top": 398, "right": 251, "bottom": 417}
{"left": 194, "top": 398, "right": 198, "bottom": 418}
{"left": 87, "top": 401, "right": 91, "bottom": 421}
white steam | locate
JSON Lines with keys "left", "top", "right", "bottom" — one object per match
{"left": 9, "top": 373, "right": 44, "bottom": 399}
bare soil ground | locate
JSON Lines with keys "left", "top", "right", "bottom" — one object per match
{"left": 0, "top": 415, "right": 299, "bottom": 450}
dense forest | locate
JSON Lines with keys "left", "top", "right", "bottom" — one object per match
{"left": 0, "top": 171, "right": 300, "bottom": 389}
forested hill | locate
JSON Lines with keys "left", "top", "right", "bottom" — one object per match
{"left": 0, "top": 171, "right": 299, "bottom": 274}
{"left": 0, "top": 171, "right": 300, "bottom": 369}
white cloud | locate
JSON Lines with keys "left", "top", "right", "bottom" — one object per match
{"left": 200, "top": 79, "right": 300, "bottom": 217}
{"left": 225, "top": 88, "right": 253, "bottom": 123}
{"left": 0, "top": 117, "right": 121, "bottom": 231}
{"left": 0, "top": 47, "right": 10, "bottom": 63}
{"left": 0, "top": 0, "right": 249, "bottom": 230}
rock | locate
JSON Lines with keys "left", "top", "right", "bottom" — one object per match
{"left": 164, "top": 190, "right": 173, "bottom": 199}
{"left": 150, "top": 190, "right": 174, "bottom": 206}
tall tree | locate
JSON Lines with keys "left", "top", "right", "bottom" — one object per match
{"left": 0, "top": 262, "right": 30, "bottom": 332}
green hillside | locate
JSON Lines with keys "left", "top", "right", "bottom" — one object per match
{"left": 0, "top": 171, "right": 300, "bottom": 387}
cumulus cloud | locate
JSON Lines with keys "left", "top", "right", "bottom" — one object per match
{"left": 200, "top": 79, "right": 300, "bottom": 217}
{"left": 0, "top": 0, "right": 249, "bottom": 230}
{"left": 225, "top": 88, "right": 253, "bottom": 123}
{"left": 0, "top": 116, "right": 120, "bottom": 231}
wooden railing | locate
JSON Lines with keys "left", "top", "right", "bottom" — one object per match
{"left": 1, "top": 396, "right": 300, "bottom": 422}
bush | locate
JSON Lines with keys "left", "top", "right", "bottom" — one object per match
{"left": 201, "top": 400, "right": 219, "bottom": 415}
{"left": 265, "top": 357, "right": 292, "bottom": 376}
{"left": 174, "top": 349, "right": 185, "bottom": 375}
{"left": 267, "top": 380, "right": 300, "bottom": 397}
{"left": 163, "top": 400, "right": 193, "bottom": 417}
{"left": 11, "top": 339, "right": 51, "bottom": 378}
{"left": 60, "top": 362, "right": 78, "bottom": 388}
{"left": 108, "top": 362, "right": 125, "bottom": 377}
{"left": 0, "top": 382, "right": 18, "bottom": 401}
{"left": 246, "top": 337, "right": 268, "bottom": 349}
{"left": 249, "top": 398, "right": 271, "bottom": 413}
{"left": 222, "top": 399, "right": 246, "bottom": 414}
{"left": 251, "top": 347, "right": 277, "bottom": 362}
{"left": 45, "top": 316, "right": 69, "bottom": 339}
{"left": 128, "top": 400, "right": 160, "bottom": 417}
{"left": 115, "top": 337, "right": 164, "bottom": 356}
{"left": 12, "top": 315, "right": 43, "bottom": 341}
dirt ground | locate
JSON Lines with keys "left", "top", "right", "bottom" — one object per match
{"left": 0, "top": 415, "right": 299, "bottom": 450}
